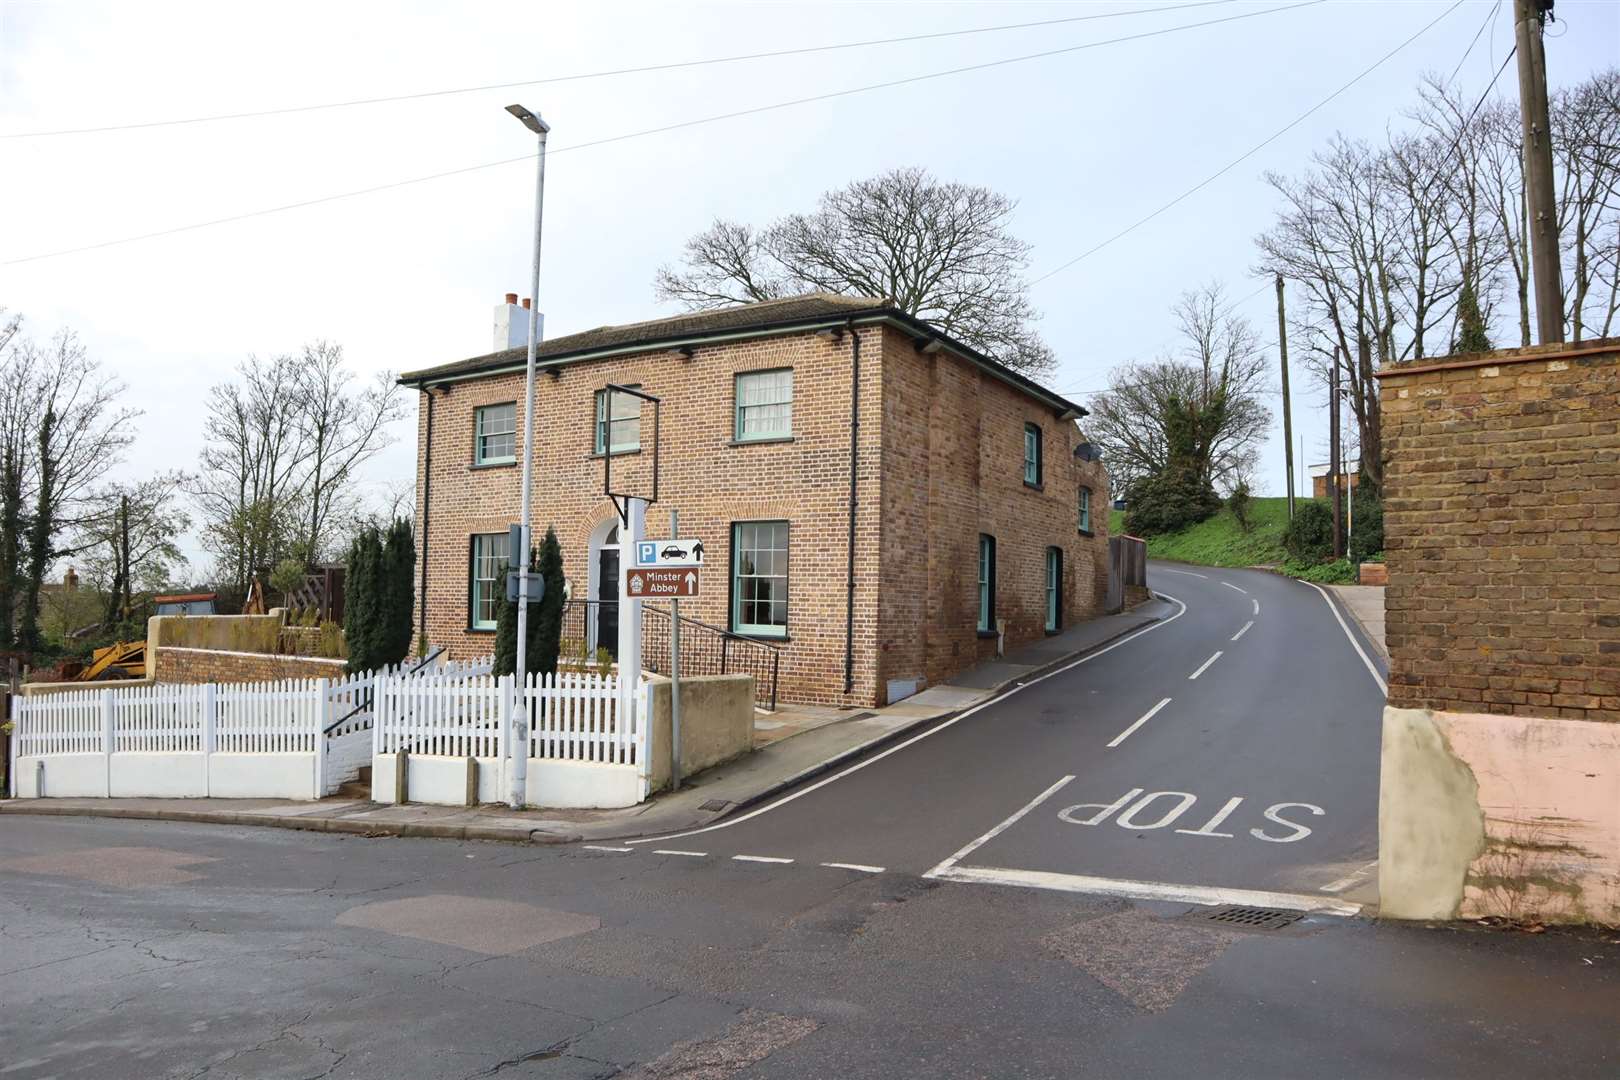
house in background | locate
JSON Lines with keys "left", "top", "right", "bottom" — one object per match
{"left": 400, "top": 292, "right": 1110, "bottom": 708}
{"left": 1308, "top": 463, "right": 1360, "bottom": 501}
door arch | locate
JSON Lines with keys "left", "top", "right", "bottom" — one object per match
{"left": 586, "top": 519, "right": 620, "bottom": 658}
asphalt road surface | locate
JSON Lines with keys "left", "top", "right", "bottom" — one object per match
{"left": 621, "top": 563, "right": 1387, "bottom": 912}
{"left": 4, "top": 563, "right": 1616, "bottom": 1078}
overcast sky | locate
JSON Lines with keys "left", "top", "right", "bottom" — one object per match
{"left": 2, "top": 0, "right": 1615, "bottom": 578}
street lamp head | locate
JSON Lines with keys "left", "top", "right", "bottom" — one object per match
{"left": 505, "top": 104, "right": 550, "bottom": 135}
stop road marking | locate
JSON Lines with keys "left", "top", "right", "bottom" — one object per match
{"left": 1058, "top": 787, "right": 1324, "bottom": 843}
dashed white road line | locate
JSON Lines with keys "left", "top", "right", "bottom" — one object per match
{"left": 732, "top": 855, "right": 794, "bottom": 864}
{"left": 1320, "top": 860, "right": 1379, "bottom": 894}
{"left": 653, "top": 849, "right": 708, "bottom": 858}
{"left": 1231, "top": 620, "right": 1254, "bottom": 641}
{"left": 1252, "top": 598, "right": 1260, "bottom": 616}
{"left": 1157, "top": 568, "right": 1208, "bottom": 578}
{"left": 925, "top": 774, "right": 1076, "bottom": 877}
{"left": 1188, "top": 651, "right": 1223, "bottom": 679}
{"left": 581, "top": 845, "right": 634, "bottom": 853}
{"left": 627, "top": 594, "right": 1187, "bottom": 847}
{"left": 925, "top": 865, "right": 1361, "bottom": 916}
{"left": 1106, "top": 697, "right": 1172, "bottom": 748}
{"left": 1299, "top": 580, "right": 1388, "bottom": 696}
{"left": 820, "top": 862, "right": 886, "bottom": 874}
{"left": 1220, "top": 581, "right": 1249, "bottom": 594}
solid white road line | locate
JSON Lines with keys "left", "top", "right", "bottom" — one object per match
{"left": 925, "top": 774, "right": 1076, "bottom": 877}
{"left": 652, "top": 849, "right": 708, "bottom": 857}
{"left": 925, "top": 864, "right": 1362, "bottom": 916}
{"left": 1220, "top": 581, "right": 1249, "bottom": 594}
{"left": 627, "top": 594, "right": 1188, "bottom": 846}
{"left": 1231, "top": 620, "right": 1254, "bottom": 641}
{"left": 1299, "top": 580, "right": 1388, "bottom": 696}
{"left": 732, "top": 855, "right": 794, "bottom": 864}
{"left": 1320, "top": 860, "right": 1379, "bottom": 894}
{"left": 1106, "top": 697, "right": 1172, "bottom": 748}
{"left": 1188, "top": 651, "right": 1223, "bottom": 680}
{"left": 1157, "top": 568, "right": 1208, "bottom": 578}
{"left": 581, "top": 845, "right": 634, "bottom": 853}
{"left": 1252, "top": 598, "right": 1260, "bottom": 616}
{"left": 820, "top": 862, "right": 886, "bottom": 874}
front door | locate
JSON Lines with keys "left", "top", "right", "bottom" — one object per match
{"left": 596, "top": 546, "right": 619, "bottom": 659}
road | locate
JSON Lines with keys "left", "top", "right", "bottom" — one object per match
{"left": 618, "top": 563, "right": 1387, "bottom": 911}
{"left": 3, "top": 562, "right": 1616, "bottom": 1078}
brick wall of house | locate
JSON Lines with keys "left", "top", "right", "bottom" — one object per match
{"left": 415, "top": 324, "right": 885, "bottom": 707}
{"left": 1378, "top": 339, "right": 1620, "bottom": 722}
{"left": 877, "top": 335, "right": 1109, "bottom": 690}
{"left": 152, "top": 646, "right": 348, "bottom": 684}
{"left": 413, "top": 322, "right": 1105, "bottom": 707}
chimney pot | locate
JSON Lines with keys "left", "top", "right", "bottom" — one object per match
{"left": 522, "top": 298, "right": 531, "bottom": 310}
{"left": 504, "top": 292, "right": 518, "bottom": 305}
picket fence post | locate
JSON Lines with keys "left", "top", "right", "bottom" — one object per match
{"left": 100, "top": 688, "right": 115, "bottom": 797}
{"left": 313, "top": 678, "right": 329, "bottom": 799}
{"left": 203, "top": 683, "right": 218, "bottom": 797}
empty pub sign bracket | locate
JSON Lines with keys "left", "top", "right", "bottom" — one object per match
{"left": 602, "top": 383, "right": 661, "bottom": 527}
{"left": 626, "top": 567, "right": 699, "bottom": 598}
{"left": 636, "top": 538, "right": 704, "bottom": 567}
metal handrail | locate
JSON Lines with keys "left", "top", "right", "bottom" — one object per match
{"left": 322, "top": 645, "right": 447, "bottom": 735}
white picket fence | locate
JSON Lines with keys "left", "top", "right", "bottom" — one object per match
{"left": 371, "top": 670, "right": 648, "bottom": 809}
{"left": 7, "top": 654, "right": 497, "bottom": 801}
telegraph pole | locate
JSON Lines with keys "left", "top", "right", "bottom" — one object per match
{"left": 1514, "top": 0, "right": 1564, "bottom": 344}
{"left": 1275, "top": 275, "right": 1296, "bottom": 521}
{"left": 1330, "top": 346, "right": 1343, "bottom": 559}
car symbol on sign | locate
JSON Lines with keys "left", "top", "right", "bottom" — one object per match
{"left": 661, "top": 545, "right": 687, "bottom": 559}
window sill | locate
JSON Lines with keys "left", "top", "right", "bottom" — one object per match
{"left": 1077, "top": 528, "right": 1094, "bottom": 538}
{"left": 1023, "top": 481, "right": 1044, "bottom": 492}
{"left": 732, "top": 631, "right": 790, "bottom": 643}
{"left": 728, "top": 436, "right": 795, "bottom": 447}
{"left": 586, "top": 448, "right": 642, "bottom": 459}
{"left": 470, "top": 460, "right": 517, "bottom": 471}
{"left": 977, "top": 629, "right": 998, "bottom": 640}
{"left": 466, "top": 627, "right": 496, "bottom": 635}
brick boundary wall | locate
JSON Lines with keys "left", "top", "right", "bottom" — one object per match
{"left": 152, "top": 646, "right": 348, "bottom": 685}
{"left": 1378, "top": 338, "right": 1619, "bottom": 722}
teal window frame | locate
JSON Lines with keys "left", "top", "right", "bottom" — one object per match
{"left": 1045, "top": 546, "right": 1062, "bottom": 632}
{"left": 731, "top": 521, "right": 790, "bottom": 638}
{"left": 734, "top": 369, "right": 794, "bottom": 442}
{"left": 977, "top": 534, "right": 996, "bottom": 632}
{"left": 1079, "top": 487, "right": 1092, "bottom": 533}
{"left": 1023, "top": 423, "right": 1042, "bottom": 486}
{"left": 474, "top": 403, "right": 517, "bottom": 465}
{"left": 594, "top": 386, "right": 642, "bottom": 454}
{"left": 469, "top": 532, "right": 510, "bottom": 630}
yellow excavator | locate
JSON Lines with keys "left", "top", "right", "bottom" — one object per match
{"left": 70, "top": 641, "right": 146, "bottom": 681}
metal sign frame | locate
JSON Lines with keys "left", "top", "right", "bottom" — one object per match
{"left": 602, "top": 383, "right": 661, "bottom": 528}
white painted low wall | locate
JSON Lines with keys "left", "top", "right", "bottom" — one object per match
{"left": 109, "top": 754, "right": 208, "bottom": 798}
{"left": 208, "top": 753, "right": 319, "bottom": 799}
{"left": 14, "top": 755, "right": 106, "bottom": 798}
{"left": 371, "top": 754, "right": 643, "bottom": 809}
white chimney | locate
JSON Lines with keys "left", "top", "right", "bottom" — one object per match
{"left": 493, "top": 292, "right": 543, "bottom": 352}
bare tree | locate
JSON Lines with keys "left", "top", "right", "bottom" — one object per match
{"left": 294, "top": 341, "right": 405, "bottom": 563}
{"left": 656, "top": 167, "right": 1055, "bottom": 377}
{"left": 1087, "top": 284, "right": 1272, "bottom": 495}
{"left": 74, "top": 473, "right": 192, "bottom": 626}
{"left": 1553, "top": 70, "right": 1620, "bottom": 341}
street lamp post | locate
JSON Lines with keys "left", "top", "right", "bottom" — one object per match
{"left": 506, "top": 103, "right": 549, "bottom": 810}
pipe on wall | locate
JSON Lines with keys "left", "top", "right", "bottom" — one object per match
{"left": 843, "top": 322, "right": 861, "bottom": 695}
{"left": 418, "top": 388, "right": 434, "bottom": 647}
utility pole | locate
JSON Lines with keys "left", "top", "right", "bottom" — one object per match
{"left": 1275, "top": 275, "right": 1296, "bottom": 521}
{"left": 1330, "top": 346, "right": 1343, "bottom": 559}
{"left": 1514, "top": 0, "right": 1564, "bottom": 344}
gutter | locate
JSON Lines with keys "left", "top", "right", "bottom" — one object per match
{"left": 843, "top": 321, "right": 861, "bottom": 695}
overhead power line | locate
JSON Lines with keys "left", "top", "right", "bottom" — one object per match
{"left": 2, "top": 0, "right": 1244, "bottom": 140}
{"left": 1028, "top": 0, "right": 1466, "bottom": 286}
{"left": 5, "top": 0, "right": 1328, "bottom": 266}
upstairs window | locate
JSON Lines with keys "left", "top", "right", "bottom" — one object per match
{"left": 1079, "top": 487, "right": 1092, "bottom": 533}
{"left": 594, "top": 386, "right": 641, "bottom": 454}
{"left": 735, "top": 369, "right": 794, "bottom": 441}
{"left": 474, "top": 403, "right": 516, "bottom": 465}
{"left": 1024, "top": 423, "right": 1042, "bottom": 486}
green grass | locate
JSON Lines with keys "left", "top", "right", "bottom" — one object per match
{"left": 1112, "top": 497, "right": 1292, "bottom": 568}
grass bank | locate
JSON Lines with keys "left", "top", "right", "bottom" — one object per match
{"left": 1111, "top": 496, "right": 1358, "bottom": 583}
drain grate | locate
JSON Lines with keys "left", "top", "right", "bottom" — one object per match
{"left": 699, "top": 798, "right": 731, "bottom": 812}
{"left": 1202, "top": 905, "right": 1305, "bottom": 931}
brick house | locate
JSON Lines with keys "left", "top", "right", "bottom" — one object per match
{"left": 400, "top": 293, "right": 1110, "bottom": 708}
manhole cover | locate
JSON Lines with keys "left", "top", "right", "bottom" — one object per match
{"left": 700, "top": 799, "right": 730, "bottom": 812}
{"left": 1200, "top": 906, "right": 1304, "bottom": 931}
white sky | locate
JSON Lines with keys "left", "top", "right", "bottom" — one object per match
{"left": 2, "top": 0, "right": 1616, "bottom": 575}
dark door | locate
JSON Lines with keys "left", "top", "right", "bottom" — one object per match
{"left": 597, "top": 547, "right": 619, "bottom": 658}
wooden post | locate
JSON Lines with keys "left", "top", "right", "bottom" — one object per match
{"left": 1276, "top": 275, "right": 1296, "bottom": 521}
{"left": 1330, "top": 347, "right": 1343, "bottom": 559}
{"left": 1513, "top": 0, "right": 1564, "bottom": 344}
{"left": 394, "top": 750, "right": 409, "bottom": 804}
{"left": 465, "top": 756, "right": 478, "bottom": 807}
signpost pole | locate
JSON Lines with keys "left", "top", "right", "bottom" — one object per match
{"left": 670, "top": 509, "right": 682, "bottom": 792}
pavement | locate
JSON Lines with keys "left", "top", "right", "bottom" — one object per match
{"left": 1328, "top": 582, "right": 1388, "bottom": 659}
{"left": 0, "top": 603, "right": 1163, "bottom": 846}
